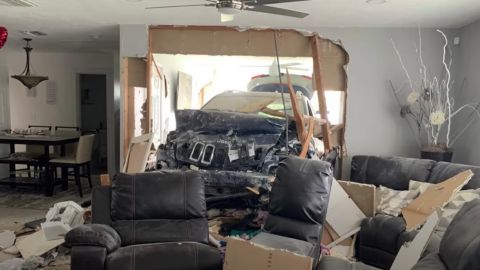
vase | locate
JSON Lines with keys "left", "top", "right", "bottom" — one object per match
{"left": 420, "top": 150, "right": 453, "bottom": 162}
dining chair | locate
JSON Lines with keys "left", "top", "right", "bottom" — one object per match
{"left": 49, "top": 134, "right": 96, "bottom": 197}
{"left": 53, "top": 126, "right": 81, "bottom": 157}
{"left": 13, "top": 125, "right": 52, "bottom": 178}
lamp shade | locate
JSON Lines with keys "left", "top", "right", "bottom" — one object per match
{"left": 11, "top": 75, "right": 48, "bottom": 89}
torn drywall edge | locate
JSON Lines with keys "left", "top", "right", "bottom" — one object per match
{"left": 224, "top": 237, "right": 313, "bottom": 270}
{"left": 148, "top": 25, "right": 350, "bottom": 91}
{"left": 402, "top": 170, "right": 473, "bottom": 231}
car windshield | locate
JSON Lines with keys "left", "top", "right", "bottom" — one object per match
{"left": 201, "top": 93, "right": 307, "bottom": 118}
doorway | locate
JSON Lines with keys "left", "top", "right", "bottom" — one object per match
{"left": 79, "top": 74, "right": 108, "bottom": 173}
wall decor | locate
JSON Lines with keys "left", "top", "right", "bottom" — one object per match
{"left": 0, "top": 26, "right": 7, "bottom": 49}
{"left": 46, "top": 81, "right": 56, "bottom": 104}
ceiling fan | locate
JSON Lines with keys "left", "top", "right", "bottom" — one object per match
{"left": 146, "top": 0, "right": 310, "bottom": 22}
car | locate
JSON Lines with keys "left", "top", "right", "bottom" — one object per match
{"left": 247, "top": 74, "right": 314, "bottom": 100}
{"left": 158, "top": 91, "right": 317, "bottom": 174}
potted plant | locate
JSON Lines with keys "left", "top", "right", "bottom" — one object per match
{"left": 390, "top": 30, "right": 479, "bottom": 162}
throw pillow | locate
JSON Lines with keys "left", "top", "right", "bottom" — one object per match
{"left": 409, "top": 180, "right": 433, "bottom": 194}
{"left": 377, "top": 186, "right": 420, "bottom": 216}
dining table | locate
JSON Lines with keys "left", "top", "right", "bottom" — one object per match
{"left": 0, "top": 133, "right": 80, "bottom": 196}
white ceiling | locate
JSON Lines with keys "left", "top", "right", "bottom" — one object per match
{"left": 1, "top": 0, "right": 480, "bottom": 52}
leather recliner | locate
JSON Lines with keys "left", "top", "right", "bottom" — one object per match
{"left": 250, "top": 156, "right": 334, "bottom": 269}
{"left": 317, "top": 199, "right": 480, "bottom": 270}
{"left": 65, "top": 171, "right": 223, "bottom": 270}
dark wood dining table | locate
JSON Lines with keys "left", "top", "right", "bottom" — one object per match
{"left": 0, "top": 133, "right": 80, "bottom": 196}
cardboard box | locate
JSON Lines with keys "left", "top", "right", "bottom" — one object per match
{"left": 224, "top": 238, "right": 313, "bottom": 270}
{"left": 402, "top": 170, "right": 473, "bottom": 231}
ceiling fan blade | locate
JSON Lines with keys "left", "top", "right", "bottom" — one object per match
{"left": 245, "top": 5, "right": 309, "bottom": 18}
{"left": 250, "top": 0, "right": 310, "bottom": 5}
{"left": 146, "top": 4, "right": 215, "bottom": 9}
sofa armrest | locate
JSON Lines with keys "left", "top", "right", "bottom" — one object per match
{"left": 66, "top": 224, "right": 121, "bottom": 253}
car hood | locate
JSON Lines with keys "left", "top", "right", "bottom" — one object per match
{"left": 175, "top": 109, "right": 289, "bottom": 135}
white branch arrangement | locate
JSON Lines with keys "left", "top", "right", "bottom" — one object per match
{"left": 390, "top": 29, "right": 480, "bottom": 152}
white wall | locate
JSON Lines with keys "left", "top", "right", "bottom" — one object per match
{"left": 7, "top": 50, "right": 113, "bottom": 129}
{"left": 0, "top": 49, "right": 10, "bottom": 177}
{"left": 454, "top": 19, "right": 480, "bottom": 165}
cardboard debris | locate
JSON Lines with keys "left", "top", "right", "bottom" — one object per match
{"left": 224, "top": 238, "right": 313, "bottom": 270}
{"left": 0, "top": 258, "right": 24, "bottom": 270}
{"left": 391, "top": 211, "right": 440, "bottom": 270}
{"left": 42, "top": 201, "right": 84, "bottom": 241}
{"left": 402, "top": 170, "right": 473, "bottom": 231}
{"left": 326, "top": 179, "right": 366, "bottom": 237}
{"left": 0, "top": 230, "right": 15, "bottom": 250}
{"left": 16, "top": 231, "right": 64, "bottom": 259}
{"left": 338, "top": 180, "right": 377, "bottom": 217}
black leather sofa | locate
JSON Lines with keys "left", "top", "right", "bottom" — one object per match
{"left": 350, "top": 156, "right": 480, "bottom": 269}
{"left": 317, "top": 199, "right": 480, "bottom": 270}
{"left": 65, "top": 171, "right": 222, "bottom": 270}
{"left": 251, "top": 156, "right": 333, "bottom": 269}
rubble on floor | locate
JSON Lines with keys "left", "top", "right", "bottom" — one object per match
{"left": 0, "top": 200, "right": 89, "bottom": 269}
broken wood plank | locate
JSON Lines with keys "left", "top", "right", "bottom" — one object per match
{"left": 286, "top": 69, "right": 306, "bottom": 142}
{"left": 311, "top": 35, "right": 333, "bottom": 151}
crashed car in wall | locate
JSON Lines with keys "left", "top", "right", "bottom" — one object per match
{"left": 157, "top": 91, "right": 323, "bottom": 207}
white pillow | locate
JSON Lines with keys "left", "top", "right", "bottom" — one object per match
{"left": 409, "top": 180, "right": 433, "bottom": 194}
{"left": 377, "top": 186, "right": 420, "bottom": 216}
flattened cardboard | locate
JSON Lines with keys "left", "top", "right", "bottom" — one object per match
{"left": 391, "top": 212, "right": 440, "bottom": 270}
{"left": 326, "top": 179, "right": 366, "bottom": 236}
{"left": 224, "top": 238, "right": 312, "bottom": 270}
{"left": 338, "top": 180, "right": 377, "bottom": 217}
{"left": 16, "top": 231, "right": 64, "bottom": 259}
{"left": 402, "top": 170, "right": 473, "bottom": 231}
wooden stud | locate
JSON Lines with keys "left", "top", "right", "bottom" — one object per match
{"left": 311, "top": 35, "right": 333, "bottom": 151}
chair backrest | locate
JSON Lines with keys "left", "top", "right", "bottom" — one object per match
{"left": 110, "top": 171, "right": 208, "bottom": 246}
{"left": 75, "top": 134, "right": 95, "bottom": 164}
{"left": 28, "top": 125, "right": 52, "bottom": 131}
{"left": 55, "top": 126, "right": 80, "bottom": 131}
{"left": 122, "top": 133, "right": 154, "bottom": 174}
{"left": 264, "top": 156, "right": 333, "bottom": 244}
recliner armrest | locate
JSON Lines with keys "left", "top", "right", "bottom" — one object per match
{"left": 66, "top": 224, "right": 121, "bottom": 253}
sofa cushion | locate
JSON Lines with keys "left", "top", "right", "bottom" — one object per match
{"left": 429, "top": 162, "right": 480, "bottom": 190}
{"left": 106, "top": 242, "right": 222, "bottom": 270}
{"left": 111, "top": 171, "right": 206, "bottom": 220}
{"left": 112, "top": 219, "right": 208, "bottom": 246}
{"left": 266, "top": 157, "right": 333, "bottom": 244}
{"left": 411, "top": 253, "right": 448, "bottom": 270}
{"left": 439, "top": 199, "right": 480, "bottom": 270}
{"left": 351, "top": 156, "right": 435, "bottom": 190}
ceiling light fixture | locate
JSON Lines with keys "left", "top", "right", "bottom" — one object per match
{"left": 11, "top": 38, "right": 49, "bottom": 89}
{"left": 366, "top": 0, "right": 387, "bottom": 4}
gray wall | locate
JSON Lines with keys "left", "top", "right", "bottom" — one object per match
{"left": 120, "top": 25, "right": 467, "bottom": 171}
{"left": 453, "top": 19, "right": 480, "bottom": 165}
{"left": 312, "top": 28, "right": 461, "bottom": 162}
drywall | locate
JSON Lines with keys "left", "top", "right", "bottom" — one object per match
{"left": 7, "top": 50, "right": 113, "bottom": 130}
{"left": 453, "top": 19, "right": 480, "bottom": 165}
{"left": 120, "top": 25, "right": 462, "bottom": 172}
{"left": 0, "top": 50, "right": 10, "bottom": 178}
{"left": 311, "top": 28, "right": 461, "bottom": 163}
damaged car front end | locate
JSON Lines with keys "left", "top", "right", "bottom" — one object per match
{"left": 157, "top": 91, "right": 319, "bottom": 208}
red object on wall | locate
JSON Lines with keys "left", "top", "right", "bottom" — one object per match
{"left": 0, "top": 27, "right": 8, "bottom": 49}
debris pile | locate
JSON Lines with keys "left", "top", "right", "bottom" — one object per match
{"left": 0, "top": 201, "right": 88, "bottom": 270}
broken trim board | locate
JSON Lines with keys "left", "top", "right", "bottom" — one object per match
{"left": 338, "top": 180, "right": 377, "bottom": 217}
{"left": 16, "top": 231, "right": 64, "bottom": 259}
{"left": 402, "top": 170, "right": 473, "bottom": 231}
{"left": 326, "top": 179, "right": 366, "bottom": 236}
{"left": 224, "top": 238, "right": 313, "bottom": 270}
{"left": 391, "top": 211, "right": 440, "bottom": 270}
